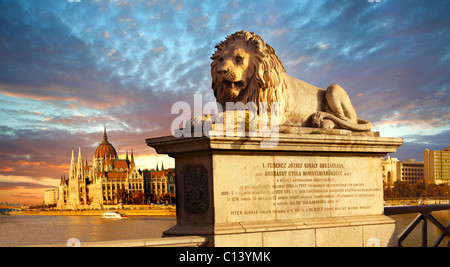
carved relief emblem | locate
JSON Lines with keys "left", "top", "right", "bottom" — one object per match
{"left": 184, "top": 166, "right": 209, "bottom": 214}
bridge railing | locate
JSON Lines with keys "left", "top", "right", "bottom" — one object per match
{"left": 384, "top": 204, "right": 450, "bottom": 247}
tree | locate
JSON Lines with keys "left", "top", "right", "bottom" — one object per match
{"left": 427, "top": 184, "right": 439, "bottom": 197}
{"left": 428, "top": 184, "right": 450, "bottom": 197}
{"left": 437, "top": 185, "right": 449, "bottom": 197}
{"left": 116, "top": 189, "right": 127, "bottom": 204}
{"left": 413, "top": 180, "right": 427, "bottom": 198}
{"left": 169, "top": 193, "right": 176, "bottom": 204}
{"left": 392, "top": 181, "right": 414, "bottom": 198}
{"left": 131, "top": 192, "right": 145, "bottom": 204}
{"left": 384, "top": 185, "right": 394, "bottom": 199}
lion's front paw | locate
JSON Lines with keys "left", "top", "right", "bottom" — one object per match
{"left": 185, "top": 114, "right": 212, "bottom": 129}
{"left": 312, "top": 111, "right": 336, "bottom": 129}
{"left": 312, "top": 111, "right": 324, "bottom": 128}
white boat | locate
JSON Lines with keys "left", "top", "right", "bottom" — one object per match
{"left": 101, "top": 211, "right": 127, "bottom": 219}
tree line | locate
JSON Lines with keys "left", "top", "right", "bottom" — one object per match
{"left": 116, "top": 190, "right": 176, "bottom": 205}
{"left": 384, "top": 180, "right": 450, "bottom": 199}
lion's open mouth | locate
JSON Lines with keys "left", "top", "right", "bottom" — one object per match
{"left": 223, "top": 80, "right": 245, "bottom": 89}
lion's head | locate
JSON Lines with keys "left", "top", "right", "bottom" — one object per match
{"left": 211, "top": 31, "right": 287, "bottom": 115}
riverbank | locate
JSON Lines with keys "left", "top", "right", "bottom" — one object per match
{"left": 9, "top": 208, "right": 175, "bottom": 217}
{"left": 384, "top": 198, "right": 450, "bottom": 206}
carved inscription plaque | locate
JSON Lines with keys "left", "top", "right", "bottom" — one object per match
{"left": 183, "top": 166, "right": 209, "bottom": 214}
{"left": 214, "top": 155, "right": 383, "bottom": 223}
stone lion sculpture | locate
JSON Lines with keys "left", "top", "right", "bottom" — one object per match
{"left": 210, "top": 30, "right": 372, "bottom": 131}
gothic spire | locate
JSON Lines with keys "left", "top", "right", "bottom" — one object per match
{"left": 78, "top": 145, "right": 83, "bottom": 168}
{"left": 130, "top": 148, "right": 135, "bottom": 166}
{"left": 70, "top": 148, "right": 75, "bottom": 179}
{"left": 103, "top": 125, "right": 108, "bottom": 142}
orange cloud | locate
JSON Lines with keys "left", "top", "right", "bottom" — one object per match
{"left": 0, "top": 82, "right": 134, "bottom": 111}
{"left": 1, "top": 89, "right": 77, "bottom": 103}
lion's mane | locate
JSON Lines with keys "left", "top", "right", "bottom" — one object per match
{"left": 211, "top": 31, "right": 287, "bottom": 116}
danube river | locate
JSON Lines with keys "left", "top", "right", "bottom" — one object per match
{"left": 387, "top": 210, "right": 449, "bottom": 247}
{"left": 0, "top": 211, "right": 448, "bottom": 247}
{"left": 0, "top": 215, "right": 176, "bottom": 247}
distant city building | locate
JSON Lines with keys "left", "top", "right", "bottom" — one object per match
{"left": 383, "top": 145, "right": 450, "bottom": 188}
{"left": 44, "top": 188, "right": 59, "bottom": 205}
{"left": 382, "top": 157, "right": 424, "bottom": 187}
{"left": 57, "top": 127, "right": 175, "bottom": 210}
{"left": 424, "top": 145, "right": 450, "bottom": 185}
{"left": 397, "top": 159, "right": 424, "bottom": 185}
{"left": 382, "top": 156, "right": 399, "bottom": 188}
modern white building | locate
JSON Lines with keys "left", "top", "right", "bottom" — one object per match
{"left": 424, "top": 145, "right": 450, "bottom": 185}
{"left": 44, "top": 188, "right": 59, "bottom": 205}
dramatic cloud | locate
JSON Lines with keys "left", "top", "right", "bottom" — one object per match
{"left": 0, "top": 182, "right": 54, "bottom": 190}
{"left": 0, "top": 0, "right": 449, "bottom": 203}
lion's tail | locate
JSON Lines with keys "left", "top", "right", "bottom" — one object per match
{"left": 317, "top": 112, "right": 373, "bottom": 132}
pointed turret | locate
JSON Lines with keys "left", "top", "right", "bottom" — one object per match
{"left": 103, "top": 125, "right": 108, "bottom": 142}
{"left": 77, "top": 145, "right": 83, "bottom": 174}
{"left": 161, "top": 161, "right": 165, "bottom": 171}
{"left": 85, "top": 157, "right": 89, "bottom": 171}
{"left": 69, "top": 148, "right": 76, "bottom": 180}
{"left": 130, "top": 148, "right": 135, "bottom": 167}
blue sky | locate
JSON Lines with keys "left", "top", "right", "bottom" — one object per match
{"left": 0, "top": 0, "right": 449, "bottom": 203}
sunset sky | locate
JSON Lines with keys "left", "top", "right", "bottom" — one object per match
{"left": 0, "top": 0, "right": 449, "bottom": 204}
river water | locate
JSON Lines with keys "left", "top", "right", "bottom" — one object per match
{"left": 0, "top": 215, "right": 176, "bottom": 247}
{"left": 387, "top": 210, "right": 449, "bottom": 247}
{"left": 0, "top": 211, "right": 448, "bottom": 247}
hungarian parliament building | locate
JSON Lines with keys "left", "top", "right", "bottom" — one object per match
{"left": 57, "top": 128, "right": 175, "bottom": 210}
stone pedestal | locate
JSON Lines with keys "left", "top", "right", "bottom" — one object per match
{"left": 146, "top": 130, "right": 403, "bottom": 247}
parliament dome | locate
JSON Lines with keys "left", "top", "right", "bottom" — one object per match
{"left": 95, "top": 127, "right": 117, "bottom": 159}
